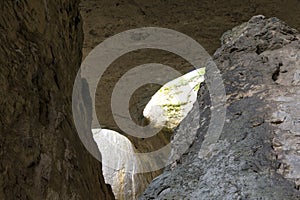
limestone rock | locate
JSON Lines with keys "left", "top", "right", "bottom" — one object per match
{"left": 144, "top": 68, "right": 205, "bottom": 130}
{"left": 92, "top": 128, "right": 161, "bottom": 200}
{"left": 0, "top": 1, "right": 114, "bottom": 199}
{"left": 141, "top": 16, "right": 300, "bottom": 199}
{"left": 93, "top": 129, "right": 135, "bottom": 200}
{"left": 92, "top": 68, "right": 204, "bottom": 200}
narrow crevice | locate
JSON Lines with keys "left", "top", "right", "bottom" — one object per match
{"left": 272, "top": 62, "right": 283, "bottom": 82}
{"left": 272, "top": 66, "right": 280, "bottom": 81}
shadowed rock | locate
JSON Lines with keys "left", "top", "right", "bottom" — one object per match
{"left": 0, "top": 1, "right": 114, "bottom": 199}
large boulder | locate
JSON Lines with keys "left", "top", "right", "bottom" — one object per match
{"left": 141, "top": 16, "right": 300, "bottom": 199}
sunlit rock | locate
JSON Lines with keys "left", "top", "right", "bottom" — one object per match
{"left": 143, "top": 68, "right": 205, "bottom": 130}
{"left": 92, "top": 128, "right": 136, "bottom": 200}
{"left": 91, "top": 68, "right": 205, "bottom": 199}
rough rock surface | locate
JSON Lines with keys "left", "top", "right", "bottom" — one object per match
{"left": 78, "top": 1, "right": 300, "bottom": 198}
{"left": 80, "top": 0, "right": 300, "bottom": 138}
{"left": 80, "top": 0, "right": 300, "bottom": 59}
{"left": 141, "top": 16, "right": 300, "bottom": 199}
{"left": 0, "top": 1, "right": 114, "bottom": 199}
{"left": 78, "top": 2, "right": 300, "bottom": 198}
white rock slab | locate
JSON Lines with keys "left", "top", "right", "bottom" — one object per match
{"left": 92, "top": 128, "right": 137, "bottom": 199}
{"left": 143, "top": 68, "right": 205, "bottom": 129}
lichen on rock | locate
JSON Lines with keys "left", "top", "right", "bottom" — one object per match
{"left": 144, "top": 67, "right": 205, "bottom": 130}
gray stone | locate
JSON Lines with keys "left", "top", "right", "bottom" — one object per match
{"left": 140, "top": 16, "right": 300, "bottom": 200}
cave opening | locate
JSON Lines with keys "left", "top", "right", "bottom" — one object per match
{"left": 78, "top": 1, "right": 208, "bottom": 198}
{"left": 77, "top": 1, "right": 300, "bottom": 199}
{"left": 91, "top": 67, "right": 205, "bottom": 199}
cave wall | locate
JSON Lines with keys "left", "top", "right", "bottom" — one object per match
{"left": 0, "top": 1, "right": 114, "bottom": 199}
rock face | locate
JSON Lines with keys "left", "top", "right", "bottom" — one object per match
{"left": 0, "top": 1, "right": 114, "bottom": 199}
{"left": 141, "top": 16, "right": 300, "bottom": 199}
{"left": 93, "top": 128, "right": 161, "bottom": 200}
{"left": 92, "top": 129, "right": 135, "bottom": 200}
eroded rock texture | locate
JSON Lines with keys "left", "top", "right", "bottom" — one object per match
{"left": 141, "top": 16, "right": 300, "bottom": 199}
{"left": 79, "top": 1, "right": 300, "bottom": 199}
{"left": 0, "top": 1, "right": 114, "bottom": 199}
